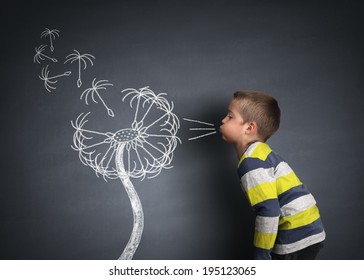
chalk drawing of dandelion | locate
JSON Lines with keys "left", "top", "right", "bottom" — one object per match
{"left": 40, "top": 28, "right": 60, "bottom": 52}
{"left": 71, "top": 86, "right": 181, "bottom": 259}
{"left": 183, "top": 118, "right": 217, "bottom": 141}
{"left": 81, "top": 78, "right": 114, "bottom": 117}
{"left": 64, "top": 50, "right": 95, "bottom": 88}
{"left": 39, "top": 65, "right": 71, "bottom": 92}
{"left": 34, "top": 45, "right": 58, "bottom": 64}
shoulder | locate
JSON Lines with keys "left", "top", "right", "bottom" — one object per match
{"left": 237, "top": 142, "right": 284, "bottom": 176}
{"left": 238, "top": 142, "right": 272, "bottom": 165}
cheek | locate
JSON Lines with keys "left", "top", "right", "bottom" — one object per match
{"left": 220, "top": 124, "right": 232, "bottom": 137}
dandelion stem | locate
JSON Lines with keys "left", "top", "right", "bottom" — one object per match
{"left": 78, "top": 59, "right": 82, "bottom": 87}
{"left": 50, "top": 39, "right": 54, "bottom": 52}
{"left": 139, "top": 100, "right": 154, "bottom": 124}
{"left": 80, "top": 140, "right": 108, "bottom": 151}
{"left": 48, "top": 71, "right": 71, "bottom": 80}
{"left": 95, "top": 91, "right": 115, "bottom": 117}
{"left": 41, "top": 53, "right": 58, "bottom": 62}
{"left": 115, "top": 142, "right": 144, "bottom": 260}
{"left": 144, "top": 111, "right": 169, "bottom": 130}
{"left": 133, "top": 95, "right": 141, "bottom": 123}
{"left": 76, "top": 128, "right": 109, "bottom": 137}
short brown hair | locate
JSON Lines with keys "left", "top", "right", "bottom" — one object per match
{"left": 233, "top": 90, "right": 280, "bottom": 141}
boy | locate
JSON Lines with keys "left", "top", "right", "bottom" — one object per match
{"left": 219, "top": 90, "right": 325, "bottom": 260}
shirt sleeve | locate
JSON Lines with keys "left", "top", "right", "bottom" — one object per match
{"left": 239, "top": 158, "right": 280, "bottom": 260}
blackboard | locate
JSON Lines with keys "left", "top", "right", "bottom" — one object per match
{"left": 1, "top": 0, "right": 363, "bottom": 259}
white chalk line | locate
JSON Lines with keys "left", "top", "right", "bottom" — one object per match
{"left": 183, "top": 118, "right": 214, "bottom": 127}
{"left": 188, "top": 131, "right": 217, "bottom": 141}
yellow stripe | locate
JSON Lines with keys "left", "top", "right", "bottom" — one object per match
{"left": 246, "top": 182, "right": 277, "bottom": 206}
{"left": 254, "top": 231, "right": 277, "bottom": 249}
{"left": 251, "top": 143, "right": 272, "bottom": 161}
{"left": 237, "top": 153, "right": 247, "bottom": 168}
{"left": 237, "top": 142, "right": 272, "bottom": 167}
{"left": 279, "top": 205, "right": 320, "bottom": 230}
{"left": 276, "top": 172, "right": 302, "bottom": 195}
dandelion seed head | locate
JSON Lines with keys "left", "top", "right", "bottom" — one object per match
{"left": 113, "top": 129, "right": 138, "bottom": 142}
{"left": 72, "top": 87, "right": 181, "bottom": 180}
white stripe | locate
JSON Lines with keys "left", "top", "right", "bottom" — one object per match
{"left": 256, "top": 215, "right": 279, "bottom": 234}
{"left": 274, "top": 161, "right": 293, "bottom": 178}
{"left": 245, "top": 142, "right": 260, "bottom": 157}
{"left": 240, "top": 167, "right": 275, "bottom": 192}
{"left": 280, "top": 194, "right": 317, "bottom": 216}
{"left": 273, "top": 231, "right": 326, "bottom": 255}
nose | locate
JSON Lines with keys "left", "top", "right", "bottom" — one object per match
{"left": 221, "top": 116, "right": 227, "bottom": 125}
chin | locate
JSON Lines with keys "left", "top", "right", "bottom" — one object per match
{"left": 219, "top": 129, "right": 230, "bottom": 143}
{"left": 221, "top": 135, "right": 230, "bottom": 143}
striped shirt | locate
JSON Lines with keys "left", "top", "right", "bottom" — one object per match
{"left": 237, "top": 142, "right": 326, "bottom": 259}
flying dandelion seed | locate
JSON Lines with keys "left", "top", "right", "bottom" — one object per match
{"left": 34, "top": 45, "right": 58, "bottom": 64}
{"left": 183, "top": 118, "right": 217, "bottom": 141}
{"left": 81, "top": 78, "right": 114, "bottom": 117}
{"left": 39, "top": 65, "right": 71, "bottom": 92}
{"left": 40, "top": 28, "right": 60, "bottom": 52}
{"left": 64, "top": 49, "right": 95, "bottom": 88}
{"left": 71, "top": 86, "right": 181, "bottom": 260}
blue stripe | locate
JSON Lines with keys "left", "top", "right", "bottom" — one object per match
{"left": 278, "top": 184, "right": 311, "bottom": 206}
{"left": 265, "top": 151, "right": 284, "bottom": 168}
{"left": 253, "top": 199, "right": 280, "bottom": 217}
{"left": 237, "top": 157, "right": 272, "bottom": 178}
{"left": 253, "top": 247, "right": 272, "bottom": 260}
{"left": 275, "top": 218, "right": 325, "bottom": 245}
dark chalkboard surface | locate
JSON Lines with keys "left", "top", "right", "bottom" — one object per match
{"left": 1, "top": 0, "right": 363, "bottom": 259}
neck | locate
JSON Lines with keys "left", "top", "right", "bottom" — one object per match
{"left": 234, "top": 142, "right": 248, "bottom": 160}
{"left": 234, "top": 139, "right": 261, "bottom": 160}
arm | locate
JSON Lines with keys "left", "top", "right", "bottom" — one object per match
{"left": 239, "top": 160, "right": 280, "bottom": 260}
{"left": 252, "top": 200, "right": 280, "bottom": 259}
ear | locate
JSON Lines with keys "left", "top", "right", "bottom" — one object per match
{"left": 245, "top": 122, "right": 258, "bottom": 135}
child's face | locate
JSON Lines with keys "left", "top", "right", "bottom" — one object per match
{"left": 219, "top": 99, "right": 245, "bottom": 144}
